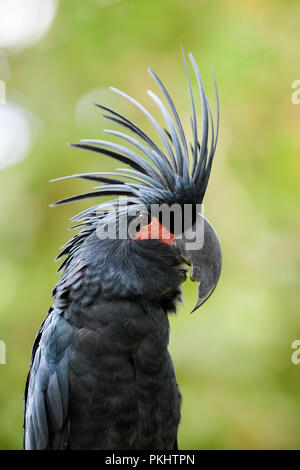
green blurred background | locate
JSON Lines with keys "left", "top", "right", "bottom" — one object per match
{"left": 0, "top": 0, "right": 299, "bottom": 450}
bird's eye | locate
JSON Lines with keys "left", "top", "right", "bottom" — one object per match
{"left": 138, "top": 212, "right": 149, "bottom": 226}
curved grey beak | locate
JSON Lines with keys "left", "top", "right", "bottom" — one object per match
{"left": 174, "top": 214, "right": 222, "bottom": 313}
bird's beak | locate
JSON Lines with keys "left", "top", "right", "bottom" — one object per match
{"left": 173, "top": 213, "right": 222, "bottom": 313}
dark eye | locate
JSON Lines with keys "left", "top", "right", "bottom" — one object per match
{"left": 138, "top": 212, "right": 149, "bottom": 226}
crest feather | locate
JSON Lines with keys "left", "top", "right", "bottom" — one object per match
{"left": 52, "top": 50, "right": 219, "bottom": 216}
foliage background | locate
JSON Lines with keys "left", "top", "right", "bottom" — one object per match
{"left": 0, "top": 0, "right": 299, "bottom": 450}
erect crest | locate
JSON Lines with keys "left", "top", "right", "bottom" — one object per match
{"left": 52, "top": 49, "right": 219, "bottom": 228}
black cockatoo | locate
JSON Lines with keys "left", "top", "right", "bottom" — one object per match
{"left": 23, "top": 51, "right": 222, "bottom": 450}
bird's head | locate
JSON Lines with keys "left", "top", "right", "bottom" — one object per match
{"left": 52, "top": 50, "right": 222, "bottom": 312}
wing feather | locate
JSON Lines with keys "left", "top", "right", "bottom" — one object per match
{"left": 23, "top": 309, "right": 71, "bottom": 450}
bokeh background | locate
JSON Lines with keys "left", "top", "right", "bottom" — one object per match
{"left": 0, "top": 0, "right": 299, "bottom": 450}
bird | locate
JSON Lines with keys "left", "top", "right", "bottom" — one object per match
{"left": 23, "top": 50, "right": 222, "bottom": 450}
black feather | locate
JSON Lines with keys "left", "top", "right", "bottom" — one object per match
{"left": 52, "top": 52, "right": 219, "bottom": 220}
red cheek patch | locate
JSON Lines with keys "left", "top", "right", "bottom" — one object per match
{"left": 135, "top": 216, "right": 174, "bottom": 246}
